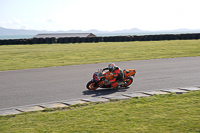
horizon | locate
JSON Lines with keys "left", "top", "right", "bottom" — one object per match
{"left": 1, "top": 0, "right": 200, "bottom": 32}
{"left": 1, "top": 26, "right": 200, "bottom": 39}
{"left": 1, "top": 26, "right": 200, "bottom": 33}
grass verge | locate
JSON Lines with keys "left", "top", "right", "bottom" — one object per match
{"left": 0, "top": 40, "right": 200, "bottom": 71}
{"left": 0, "top": 91, "right": 199, "bottom": 132}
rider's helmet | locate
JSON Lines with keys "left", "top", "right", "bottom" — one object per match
{"left": 108, "top": 63, "right": 116, "bottom": 72}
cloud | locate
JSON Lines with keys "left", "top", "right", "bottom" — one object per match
{"left": 0, "top": 18, "right": 33, "bottom": 30}
{"left": 20, "top": 24, "right": 33, "bottom": 30}
{"left": 46, "top": 18, "right": 54, "bottom": 23}
{"left": 34, "top": 19, "right": 45, "bottom": 23}
{"left": 34, "top": 18, "right": 55, "bottom": 23}
{"left": 13, "top": 17, "right": 22, "bottom": 24}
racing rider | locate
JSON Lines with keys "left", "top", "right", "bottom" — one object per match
{"left": 102, "top": 63, "right": 124, "bottom": 89}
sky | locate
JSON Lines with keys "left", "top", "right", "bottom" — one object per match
{"left": 0, "top": 0, "right": 200, "bottom": 31}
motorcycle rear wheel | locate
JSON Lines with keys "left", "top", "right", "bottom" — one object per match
{"left": 121, "top": 77, "right": 133, "bottom": 87}
{"left": 86, "top": 81, "right": 98, "bottom": 90}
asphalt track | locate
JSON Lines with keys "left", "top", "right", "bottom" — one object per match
{"left": 0, "top": 56, "right": 200, "bottom": 109}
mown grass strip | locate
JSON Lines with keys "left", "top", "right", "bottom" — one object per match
{"left": 0, "top": 91, "right": 199, "bottom": 132}
{"left": 0, "top": 40, "right": 200, "bottom": 71}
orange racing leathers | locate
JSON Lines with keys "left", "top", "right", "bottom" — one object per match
{"left": 109, "top": 68, "right": 122, "bottom": 88}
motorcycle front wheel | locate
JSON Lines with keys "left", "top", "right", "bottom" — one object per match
{"left": 121, "top": 77, "right": 133, "bottom": 87}
{"left": 86, "top": 80, "right": 99, "bottom": 90}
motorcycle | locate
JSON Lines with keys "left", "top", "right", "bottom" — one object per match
{"left": 86, "top": 68, "right": 136, "bottom": 90}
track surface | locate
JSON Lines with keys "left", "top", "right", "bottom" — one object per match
{"left": 1, "top": 57, "right": 200, "bottom": 109}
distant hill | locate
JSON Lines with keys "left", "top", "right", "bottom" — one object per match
{"left": 0, "top": 27, "right": 148, "bottom": 35}
{"left": 0, "top": 27, "right": 53, "bottom": 35}
{"left": 0, "top": 27, "right": 200, "bottom": 35}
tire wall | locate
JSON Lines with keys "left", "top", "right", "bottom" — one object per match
{"left": 1, "top": 33, "right": 200, "bottom": 45}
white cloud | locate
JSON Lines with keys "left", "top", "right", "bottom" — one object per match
{"left": 34, "top": 18, "right": 56, "bottom": 23}
{"left": 13, "top": 17, "right": 22, "bottom": 24}
{"left": 34, "top": 19, "right": 45, "bottom": 23}
{"left": 46, "top": 19, "right": 55, "bottom": 23}
{"left": 0, "top": 18, "right": 34, "bottom": 30}
{"left": 20, "top": 24, "right": 33, "bottom": 30}
{"left": 8, "top": 20, "right": 13, "bottom": 24}
{"left": 1, "top": 25, "right": 8, "bottom": 29}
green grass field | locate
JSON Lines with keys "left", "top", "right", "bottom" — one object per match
{"left": 0, "top": 91, "right": 200, "bottom": 132}
{"left": 0, "top": 39, "right": 200, "bottom": 71}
